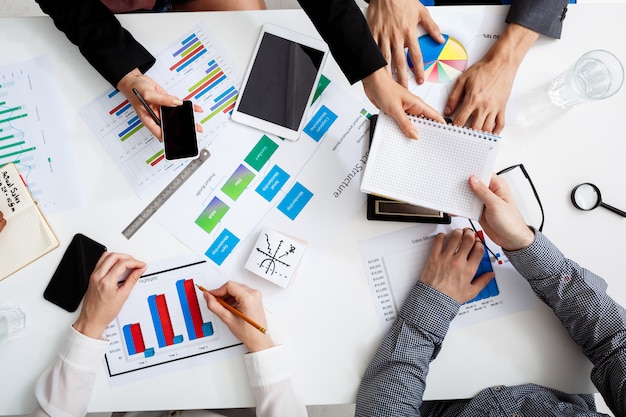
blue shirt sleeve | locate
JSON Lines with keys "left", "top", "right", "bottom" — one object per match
{"left": 505, "top": 231, "right": 626, "bottom": 417}
{"left": 355, "top": 281, "right": 460, "bottom": 417}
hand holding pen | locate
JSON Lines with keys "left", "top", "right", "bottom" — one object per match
{"left": 198, "top": 281, "right": 274, "bottom": 353}
{"left": 116, "top": 69, "right": 204, "bottom": 140}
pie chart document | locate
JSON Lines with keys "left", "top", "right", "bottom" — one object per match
{"left": 403, "top": 8, "right": 519, "bottom": 123}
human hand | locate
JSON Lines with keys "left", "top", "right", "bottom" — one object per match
{"left": 367, "top": 0, "right": 443, "bottom": 87}
{"left": 203, "top": 281, "right": 274, "bottom": 353}
{"left": 0, "top": 211, "right": 5, "bottom": 233}
{"left": 469, "top": 174, "right": 535, "bottom": 251}
{"left": 362, "top": 67, "right": 445, "bottom": 139}
{"left": 73, "top": 253, "right": 147, "bottom": 339}
{"left": 445, "top": 23, "right": 538, "bottom": 134}
{"left": 117, "top": 68, "right": 204, "bottom": 141}
{"left": 419, "top": 228, "right": 494, "bottom": 304}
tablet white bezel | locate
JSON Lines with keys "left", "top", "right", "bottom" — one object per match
{"left": 231, "top": 23, "right": 329, "bottom": 141}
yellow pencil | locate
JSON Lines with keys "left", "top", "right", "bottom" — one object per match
{"left": 195, "top": 284, "right": 268, "bottom": 334}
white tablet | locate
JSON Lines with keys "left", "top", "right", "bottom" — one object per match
{"left": 231, "top": 23, "right": 329, "bottom": 141}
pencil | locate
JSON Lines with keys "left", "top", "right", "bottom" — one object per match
{"left": 195, "top": 284, "right": 268, "bottom": 334}
{"left": 132, "top": 88, "right": 161, "bottom": 127}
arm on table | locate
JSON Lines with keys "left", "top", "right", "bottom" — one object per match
{"left": 35, "top": 0, "right": 192, "bottom": 139}
{"left": 355, "top": 229, "right": 493, "bottom": 416}
{"left": 470, "top": 174, "right": 626, "bottom": 417}
{"left": 297, "top": 0, "right": 444, "bottom": 139}
{"left": 505, "top": 236, "right": 626, "bottom": 416}
{"left": 32, "top": 253, "right": 146, "bottom": 417}
{"left": 365, "top": 0, "right": 443, "bottom": 88}
{"left": 445, "top": 0, "right": 569, "bottom": 134}
{"left": 204, "top": 281, "right": 307, "bottom": 417}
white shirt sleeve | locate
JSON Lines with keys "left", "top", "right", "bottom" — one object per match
{"left": 32, "top": 326, "right": 109, "bottom": 417}
{"left": 243, "top": 345, "right": 308, "bottom": 417}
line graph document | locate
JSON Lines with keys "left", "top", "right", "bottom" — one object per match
{"left": 80, "top": 23, "right": 242, "bottom": 199}
{"left": 359, "top": 218, "right": 537, "bottom": 332}
{"left": 0, "top": 56, "right": 84, "bottom": 213}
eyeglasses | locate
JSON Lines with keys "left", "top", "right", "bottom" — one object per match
{"left": 469, "top": 163, "right": 545, "bottom": 262}
{"left": 495, "top": 163, "right": 544, "bottom": 233}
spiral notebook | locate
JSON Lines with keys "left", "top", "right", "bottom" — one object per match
{"left": 360, "top": 113, "right": 500, "bottom": 220}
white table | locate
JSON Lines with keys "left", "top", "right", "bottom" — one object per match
{"left": 1, "top": 4, "right": 625, "bottom": 414}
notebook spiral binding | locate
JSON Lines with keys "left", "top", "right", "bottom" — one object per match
{"left": 406, "top": 114, "right": 499, "bottom": 142}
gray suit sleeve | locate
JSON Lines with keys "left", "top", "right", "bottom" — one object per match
{"left": 506, "top": 0, "right": 569, "bottom": 39}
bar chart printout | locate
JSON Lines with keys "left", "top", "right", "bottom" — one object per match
{"left": 0, "top": 56, "right": 84, "bottom": 213}
{"left": 104, "top": 258, "right": 244, "bottom": 380}
{"left": 79, "top": 23, "right": 242, "bottom": 199}
{"left": 358, "top": 219, "right": 537, "bottom": 332}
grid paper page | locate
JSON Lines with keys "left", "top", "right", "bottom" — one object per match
{"left": 361, "top": 113, "right": 499, "bottom": 219}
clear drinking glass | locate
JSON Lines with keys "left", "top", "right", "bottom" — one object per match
{"left": 548, "top": 49, "right": 624, "bottom": 108}
{"left": 0, "top": 305, "right": 26, "bottom": 343}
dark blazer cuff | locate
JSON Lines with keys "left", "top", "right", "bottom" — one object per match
{"left": 506, "top": 0, "right": 568, "bottom": 39}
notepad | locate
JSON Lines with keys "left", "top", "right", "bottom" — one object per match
{"left": 0, "top": 163, "right": 59, "bottom": 281}
{"left": 360, "top": 113, "right": 500, "bottom": 220}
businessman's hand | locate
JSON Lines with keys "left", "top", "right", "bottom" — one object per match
{"left": 469, "top": 174, "right": 535, "bottom": 251}
{"left": 419, "top": 228, "right": 494, "bottom": 304}
{"left": 362, "top": 67, "right": 445, "bottom": 139}
{"left": 117, "top": 68, "right": 203, "bottom": 141}
{"left": 0, "top": 211, "right": 5, "bottom": 233}
{"left": 367, "top": 0, "right": 443, "bottom": 88}
{"left": 445, "top": 23, "right": 539, "bottom": 134}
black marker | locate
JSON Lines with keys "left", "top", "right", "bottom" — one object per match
{"left": 132, "top": 88, "right": 161, "bottom": 127}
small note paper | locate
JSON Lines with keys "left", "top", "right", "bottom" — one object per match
{"left": 0, "top": 163, "right": 59, "bottom": 280}
{"left": 244, "top": 229, "right": 307, "bottom": 288}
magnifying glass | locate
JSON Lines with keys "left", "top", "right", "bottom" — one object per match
{"left": 570, "top": 183, "right": 626, "bottom": 217}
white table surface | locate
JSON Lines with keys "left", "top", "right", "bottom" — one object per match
{"left": 1, "top": 4, "right": 626, "bottom": 414}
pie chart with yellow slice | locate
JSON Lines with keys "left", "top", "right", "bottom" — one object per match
{"left": 407, "top": 34, "right": 468, "bottom": 84}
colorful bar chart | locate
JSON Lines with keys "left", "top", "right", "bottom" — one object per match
{"left": 148, "top": 294, "right": 184, "bottom": 348}
{"left": 122, "top": 323, "right": 155, "bottom": 358}
{"left": 176, "top": 278, "right": 214, "bottom": 340}
{"left": 106, "top": 259, "right": 243, "bottom": 378}
{"left": 79, "top": 23, "right": 242, "bottom": 198}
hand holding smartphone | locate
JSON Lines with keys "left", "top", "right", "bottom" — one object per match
{"left": 43, "top": 234, "right": 107, "bottom": 312}
{"left": 132, "top": 88, "right": 198, "bottom": 160}
{"left": 161, "top": 101, "right": 198, "bottom": 160}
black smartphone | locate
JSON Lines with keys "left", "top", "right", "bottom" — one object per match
{"left": 161, "top": 101, "right": 198, "bottom": 160}
{"left": 43, "top": 233, "right": 107, "bottom": 312}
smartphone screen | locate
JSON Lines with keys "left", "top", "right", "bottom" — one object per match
{"left": 161, "top": 101, "right": 198, "bottom": 160}
{"left": 43, "top": 233, "right": 107, "bottom": 312}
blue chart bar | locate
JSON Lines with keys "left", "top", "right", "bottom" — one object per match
{"left": 148, "top": 294, "right": 184, "bottom": 348}
{"left": 466, "top": 243, "right": 499, "bottom": 304}
{"left": 176, "top": 278, "right": 214, "bottom": 341}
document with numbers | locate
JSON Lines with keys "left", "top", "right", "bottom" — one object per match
{"left": 358, "top": 218, "right": 537, "bottom": 332}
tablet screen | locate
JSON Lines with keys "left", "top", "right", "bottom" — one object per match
{"left": 236, "top": 32, "right": 326, "bottom": 131}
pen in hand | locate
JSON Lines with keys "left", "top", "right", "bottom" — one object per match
{"left": 196, "top": 284, "right": 269, "bottom": 334}
{"left": 132, "top": 88, "right": 161, "bottom": 127}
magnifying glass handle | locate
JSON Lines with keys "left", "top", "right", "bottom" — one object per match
{"left": 600, "top": 202, "right": 626, "bottom": 217}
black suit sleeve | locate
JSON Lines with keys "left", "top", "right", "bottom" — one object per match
{"left": 36, "top": 0, "right": 156, "bottom": 87}
{"left": 297, "top": 0, "right": 387, "bottom": 84}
